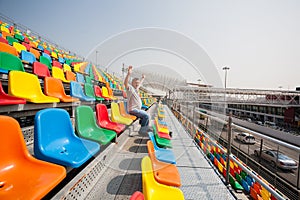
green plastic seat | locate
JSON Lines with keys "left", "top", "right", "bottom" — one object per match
{"left": 153, "top": 125, "right": 172, "bottom": 148}
{"left": 85, "top": 76, "right": 93, "bottom": 84}
{"left": 75, "top": 105, "right": 117, "bottom": 145}
{"left": 229, "top": 174, "right": 244, "bottom": 191}
{"left": 40, "top": 56, "right": 52, "bottom": 69}
{"left": 0, "top": 52, "right": 24, "bottom": 73}
{"left": 6, "top": 36, "right": 18, "bottom": 45}
{"left": 84, "top": 83, "right": 98, "bottom": 99}
{"left": 235, "top": 173, "right": 242, "bottom": 184}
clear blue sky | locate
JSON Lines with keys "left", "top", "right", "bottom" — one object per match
{"left": 1, "top": 0, "right": 299, "bottom": 90}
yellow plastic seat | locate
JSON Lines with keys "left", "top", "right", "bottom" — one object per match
{"left": 51, "top": 51, "right": 58, "bottom": 59}
{"left": 101, "top": 86, "right": 112, "bottom": 100}
{"left": 141, "top": 156, "right": 184, "bottom": 200}
{"left": 111, "top": 102, "right": 133, "bottom": 125}
{"left": 63, "top": 63, "right": 72, "bottom": 72}
{"left": 155, "top": 117, "right": 169, "bottom": 134}
{"left": 8, "top": 71, "right": 60, "bottom": 103}
{"left": 12, "top": 42, "right": 26, "bottom": 54}
{"left": 52, "top": 66, "right": 70, "bottom": 83}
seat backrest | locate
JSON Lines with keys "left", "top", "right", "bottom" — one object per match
{"left": 0, "top": 115, "right": 30, "bottom": 162}
{"left": 96, "top": 103, "right": 110, "bottom": 122}
{"left": 119, "top": 101, "right": 128, "bottom": 115}
{"left": 8, "top": 71, "right": 46, "bottom": 100}
{"left": 94, "top": 85, "right": 103, "bottom": 97}
{"left": 84, "top": 83, "right": 95, "bottom": 98}
{"left": 63, "top": 63, "right": 72, "bottom": 72}
{"left": 70, "top": 81, "right": 87, "bottom": 99}
{"left": 30, "top": 47, "right": 40, "bottom": 59}
{"left": 0, "top": 37, "right": 8, "bottom": 44}
{"left": 33, "top": 61, "right": 51, "bottom": 78}
{"left": 6, "top": 36, "right": 18, "bottom": 45}
{"left": 51, "top": 51, "right": 58, "bottom": 59}
{"left": 85, "top": 76, "right": 93, "bottom": 84}
{"left": 147, "top": 140, "right": 156, "bottom": 161}
{"left": 12, "top": 42, "right": 26, "bottom": 54}
{"left": 42, "top": 53, "right": 52, "bottom": 62}
{"left": 76, "top": 72, "right": 85, "bottom": 83}
{"left": 44, "top": 77, "right": 67, "bottom": 99}
{"left": 52, "top": 66, "right": 69, "bottom": 82}
{"left": 0, "top": 52, "right": 24, "bottom": 72}
{"left": 76, "top": 105, "right": 98, "bottom": 133}
{"left": 52, "top": 60, "right": 62, "bottom": 69}
{"left": 101, "top": 86, "right": 110, "bottom": 98}
{"left": 34, "top": 108, "right": 74, "bottom": 149}
{"left": 0, "top": 42, "right": 18, "bottom": 56}
{"left": 111, "top": 102, "right": 122, "bottom": 117}
{"left": 65, "top": 70, "right": 76, "bottom": 81}
{"left": 40, "top": 55, "right": 52, "bottom": 69}
{"left": 21, "top": 50, "right": 36, "bottom": 64}
{"left": 148, "top": 132, "right": 159, "bottom": 150}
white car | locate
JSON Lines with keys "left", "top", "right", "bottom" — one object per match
{"left": 254, "top": 149, "right": 298, "bottom": 170}
{"left": 235, "top": 133, "right": 256, "bottom": 144}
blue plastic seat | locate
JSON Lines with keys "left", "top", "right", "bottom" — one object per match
{"left": 70, "top": 81, "right": 95, "bottom": 101}
{"left": 148, "top": 132, "right": 176, "bottom": 164}
{"left": 76, "top": 72, "right": 85, "bottom": 84}
{"left": 58, "top": 57, "right": 65, "bottom": 64}
{"left": 158, "top": 119, "right": 167, "bottom": 126}
{"left": 84, "top": 63, "right": 91, "bottom": 74}
{"left": 34, "top": 108, "right": 100, "bottom": 168}
{"left": 21, "top": 50, "right": 36, "bottom": 64}
{"left": 241, "top": 179, "right": 250, "bottom": 193}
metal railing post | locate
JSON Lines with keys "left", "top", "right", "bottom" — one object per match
{"left": 226, "top": 113, "right": 232, "bottom": 185}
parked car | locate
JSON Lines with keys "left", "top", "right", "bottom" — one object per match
{"left": 256, "top": 121, "right": 263, "bottom": 126}
{"left": 235, "top": 133, "right": 256, "bottom": 144}
{"left": 254, "top": 149, "right": 298, "bottom": 170}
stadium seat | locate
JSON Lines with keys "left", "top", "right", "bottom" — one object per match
{"left": 111, "top": 102, "right": 133, "bottom": 125}
{"left": 0, "top": 42, "right": 18, "bottom": 56}
{"left": 147, "top": 141, "right": 181, "bottom": 187}
{"left": 107, "top": 86, "right": 117, "bottom": 100}
{"left": 44, "top": 77, "right": 79, "bottom": 102}
{"left": 34, "top": 108, "right": 100, "bottom": 168}
{"left": 33, "top": 61, "right": 51, "bottom": 78}
{"left": 51, "top": 51, "right": 58, "bottom": 59}
{"left": 30, "top": 47, "right": 40, "bottom": 59}
{"left": 52, "top": 60, "right": 62, "bottom": 69}
{"left": 141, "top": 156, "right": 184, "bottom": 200}
{"left": 0, "top": 52, "right": 24, "bottom": 73}
{"left": 58, "top": 57, "right": 65, "bottom": 64}
{"left": 148, "top": 132, "right": 175, "bottom": 164}
{"left": 96, "top": 104, "right": 126, "bottom": 134}
{"left": 0, "top": 115, "right": 66, "bottom": 199}
{"left": 40, "top": 55, "right": 52, "bottom": 69}
{"left": 152, "top": 125, "right": 172, "bottom": 148}
{"left": 52, "top": 66, "right": 70, "bottom": 83}
{"left": 155, "top": 117, "right": 169, "bottom": 134}
{"left": 70, "top": 81, "right": 95, "bottom": 101}
{"left": 42, "top": 53, "right": 52, "bottom": 62}
{"left": 94, "top": 85, "right": 109, "bottom": 100}
{"left": 22, "top": 42, "right": 31, "bottom": 51}
{"left": 63, "top": 63, "right": 72, "bottom": 72}
{"left": 0, "top": 81, "right": 26, "bottom": 105}
{"left": 0, "top": 37, "right": 8, "bottom": 44}
{"left": 75, "top": 105, "right": 117, "bottom": 145}
{"left": 101, "top": 86, "right": 112, "bottom": 100}
{"left": 20, "top": 50, "right": 36, "bottom": 64}
{"left": 84, "top": 83, "right": 97, "bottom": 99}
{"left": 8, "top": 71, "right": 60, "bottom": 103}
{"left": 229, "top": 174, "right": 244, "bottom": 192}
{"left": 130, "top": 191, "right": 144, "bottom": 200}
{"left": 6, "top": 36, "right": 18, "bottom": 45}
{"left": 65, "top": 70, "right": 76, "bottom": 81}
{"left": 12, "top": 42, "right": 26, "bottom": 54}
{"left": 119, "top": 101, "right": 137, "bottom": 120}
{"left": 76, "top": 72, "right": 85, "bottom": 84}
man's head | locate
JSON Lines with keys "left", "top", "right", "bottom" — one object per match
{"left": 132, "top": 78, "right": 140, "bottom": 89}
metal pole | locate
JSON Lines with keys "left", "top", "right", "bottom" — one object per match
{"left": 226, "top": 113, "right": 232, "bottom": 185}
{"left": 297, "top": 154, "right": 300, "bottom": 189}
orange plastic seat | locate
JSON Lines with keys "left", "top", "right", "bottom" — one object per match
{"left": 111, "top": 102, "right": 133, "bottom": 125}
{"left": 147, "top": 141, "right": 181, "bottom": 187}
{"left": 8, "top": 71, "right": 60, "bottom": 103}
{"left": 65, "top": 70, "right": 76, "bottom": 81}
{"left": 30, "top": 47, "right": 40, "bottom": 59}
{"left": 0, "top": 115, "right": 66, "bottom": 200}
{"left": 44, "top": 77, "right": 79, "bottom": 102}
{"left": 119, "top": 101, "right": 137, "bottom": 120}
{"left": 0, "top": 42, "right": 18, "bottom": 56}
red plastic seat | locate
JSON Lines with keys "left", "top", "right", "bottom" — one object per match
{"left": 33, "top": 61, "right": 51, "bottom": 78}
{"left": 52, "top": 60, "right": 62, "bottom": 69}
{"left": 94, "top": 85, "right": 110, "bottom": 100}
{"left": 130, "top": 191, "right": 144, "bottom": 200}
{"left": 0, "top": 115, "right": 66, "bottom": 199}
{"left": 0, "top": 37, "right": 8, "bottom": 44}
{"left": 0, "top": 81, "right": 26, "bottom": 105}
{"left": 96, "top": 103, "right": 126, "bottom": 135}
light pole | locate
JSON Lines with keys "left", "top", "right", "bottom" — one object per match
{"left": 222, "top": 66, "right": 230, "bottom": 89}
{"left": 95, "top": 51, "right": 98, "bottom": 67}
